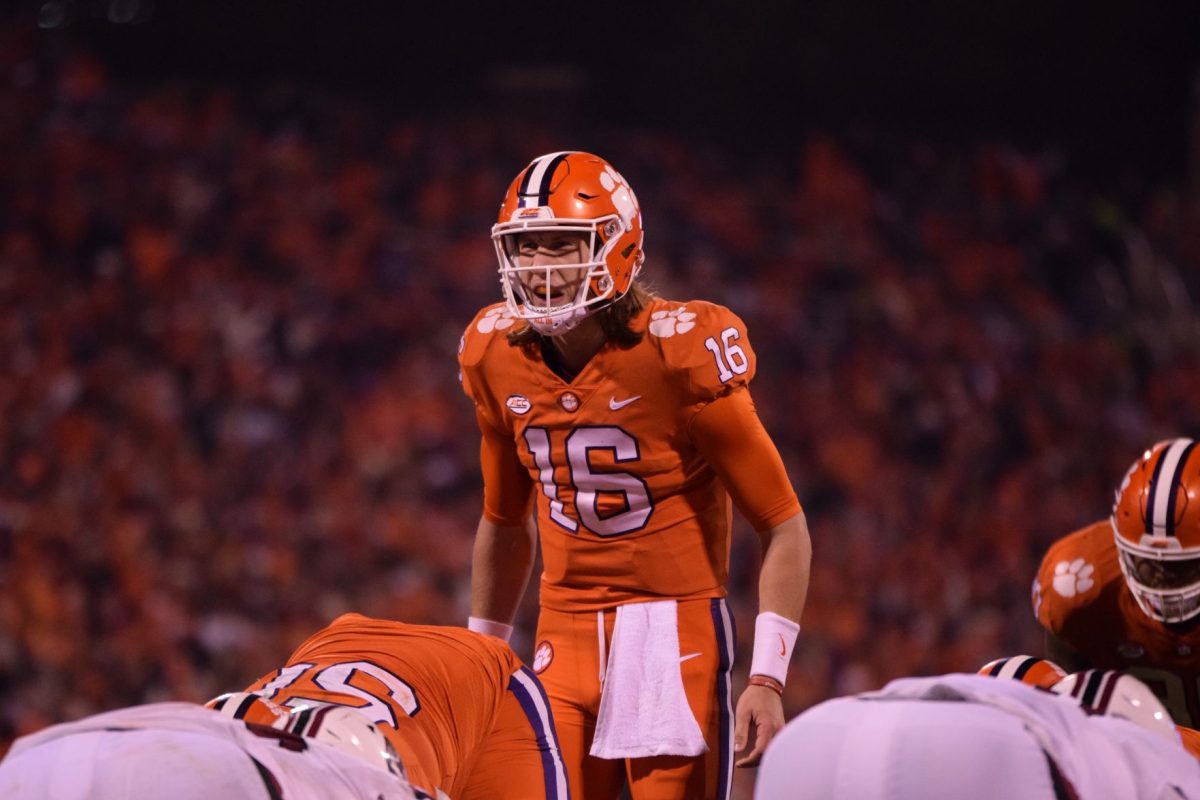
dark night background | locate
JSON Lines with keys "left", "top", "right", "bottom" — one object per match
{"left": 37, "top": 0, "right": 1200, "bottom": 179}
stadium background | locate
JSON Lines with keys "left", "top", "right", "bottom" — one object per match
{"left": 3, "top": 1, "right": 1200, "bottom": 795}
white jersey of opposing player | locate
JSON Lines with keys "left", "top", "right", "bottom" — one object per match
{"left": 0, "top": 702, "right": 420, "bottom": 800}
{"left": 756, "top": 673, "right": 1200, "bottom": 800}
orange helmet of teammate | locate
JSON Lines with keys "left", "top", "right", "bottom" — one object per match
{"left": 492, "top": 151, "right": 644, "bottom": 335}
{"left": 1110, "top": 438, "right": 1200, "bottom": 624}
{"left": 205, "top": 692, "right": 289, "bottom": 726}
{"left": 977, "top": 655, "right": 1068, "bottom": 690}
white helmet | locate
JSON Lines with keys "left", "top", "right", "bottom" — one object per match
{"left": 1051, "top": 670, "right": 1178, "bottom": 744}
{"left": 280, "top": 704, "right": 406, "bottom": 779}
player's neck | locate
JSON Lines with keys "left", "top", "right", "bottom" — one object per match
{"left": 544, "top": 316, "right": 606, "bottom": 381}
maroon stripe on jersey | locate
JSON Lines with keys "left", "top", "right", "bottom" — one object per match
{"left": 247, "top": 755, "right": 284, "bottom": 800}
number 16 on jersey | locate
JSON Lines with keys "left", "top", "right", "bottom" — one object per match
{"left": 524, "top": 426, "right": 655, "bottom": 537}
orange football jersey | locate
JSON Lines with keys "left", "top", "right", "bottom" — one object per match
{"left": 243, "top": 614, "right": 526, "bottom": 797}
{"left": 1179, "top": 725, "right": 1200, "bottom": 761}
{"left": 459, "top": 298, "right": 799, "bottom": 611}
{"left": 1034, "top": 521, "right": 1200, "bottom": 727}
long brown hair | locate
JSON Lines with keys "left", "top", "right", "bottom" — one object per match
{"left": 506, "top": 282, "right": 657, "bottom": 348}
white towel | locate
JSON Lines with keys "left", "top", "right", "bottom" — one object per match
{"left": 589, "top": 600, "right": 709, "bottom": 759}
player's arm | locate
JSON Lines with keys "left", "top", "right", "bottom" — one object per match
{"left": 469, "top": 409, "right": 536, "bottom": 642}
{"left": 1044, "top": 629, "right": 1092, "bottom": 673}
{"left": 690, "top": 387, "right": 810, "bottom": 767}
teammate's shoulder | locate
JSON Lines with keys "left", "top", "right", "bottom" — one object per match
{"left": 1034, "top": 520, "right": 1121, "bottom": 627}
{"left": 1039, "top": 521, "right": 1116, "bottom": 572}
{"left": 459, "top": 302, "right": 520, "bottom": 368}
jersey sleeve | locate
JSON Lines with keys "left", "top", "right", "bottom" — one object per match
{"left": 479, "top": 408, "right": 534, "bottom": 526}
{"left": 651, "top": 300, "right": 757, "bottom": 417}
{"left": 689, "top": 387, "right": 801, "bottom": 531}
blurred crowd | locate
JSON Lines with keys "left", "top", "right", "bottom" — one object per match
{"left": 3, "top": 29, "right": 1200, "bottom": 774}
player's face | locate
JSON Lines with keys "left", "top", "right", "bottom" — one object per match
{"left": 512, "top": 231, "right": 590, "bottom": 309}
{"left": 1126, "top": 553, "right": 1200, "bottom": 590}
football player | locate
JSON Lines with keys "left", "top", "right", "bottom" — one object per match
{"left": 755, "top": 670, "right": 1200, "bottom": 799}
{"left": 459, "top": 152, "right": 811, "bottom": 799}
{"left": 1033, "top": 438, "right": 1200, "bottom": 728}
{"left": 0, "top": 699, "right": 421, "bottom": 799}
{"left": 224, "top": 613, "right": 569, "bottom": 800}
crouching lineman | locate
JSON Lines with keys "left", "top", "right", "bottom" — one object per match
{"left": 0, "top": 700, "right": 420, "bottom": 799}
{"left": 978, "top": 654, "right": 1200, "bottom": 759}
{"left": 1034, "top": 438, "right": 1200, "bottom": 728}
{"left": 755, "top": 662, "right": 1200, "bottom": 799}
{"left": 222, "top": 613, "right": 568, "bottom": 800}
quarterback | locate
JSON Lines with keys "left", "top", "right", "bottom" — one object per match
{"left": 1033, "top": 438, "right": 1200, "bottom": 727}
{"left": 459, "top": 152, "right": 811, "bottom": 799}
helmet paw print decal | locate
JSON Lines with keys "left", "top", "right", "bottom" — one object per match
{"left": 648, "top": 307, "right": 697, "bottom": 338}
{"left": 599, "top": 166, "right": 638, "bottom": 230}
{"left": 1052, "top": 558, "right": 1095, "bottom": 597}
{"left": 476, "top": 307, "right": 516, "bottom": 334}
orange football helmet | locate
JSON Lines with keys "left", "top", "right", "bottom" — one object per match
{"left": 1111, "top": 438, "right": 1200, "bottom": 623}
{"left": 977, "top": 655, "right": 1067, "bottom": 690}
{"left": 492, "top": 151, "right": 644, "bottom": 335}
{"left": 205, "top": 692, "right": 289, "bottom": 726}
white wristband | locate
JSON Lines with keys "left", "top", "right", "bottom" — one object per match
{"left": 468, "top": 616, "right": 514, "bottom": 643}
{"left": 749, "top": 611, "right": 800, "bottom": 685}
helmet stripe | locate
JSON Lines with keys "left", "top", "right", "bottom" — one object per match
{"left": 517, "top": 151, "right": 574, "bottom": 208}
{"left": 1092, "top": 670, "right": 1119, "bottom": 715}
{"left": 1150, "top": 438, "right": 1195, "bottom": 536}
{"left": 233, "top": 693, "right": 260, "bottom": 720}
{"left": 1009, "top": 657, "right": 1037, "bottom": 681}
{"left": 1163, "top": 440, "right": 1197, "bottom": 537}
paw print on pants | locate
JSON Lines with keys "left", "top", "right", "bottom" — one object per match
{"left": 476, "top": 307, "right": 516, "bottom": 334}
{"left": 1051, "top": 558, "right": 1095, "bottom": 598}
{"left": 648, "top": 307, "right": 697, "bottom": 338}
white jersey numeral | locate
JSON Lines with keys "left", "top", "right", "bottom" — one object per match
{"left": 525, "top": 425, "right": 654, "bottom": 536}
{"left": 313, "top": 661, "right": 420, "bottom": 726}
{"left": 525, "top": 427, "right": 578, "bottom": 532}
{"left": 253, "top": 660, "right": 419, "bottom": 727}
{"left": 704, "top": 326, "right": 749, "bottom": 383}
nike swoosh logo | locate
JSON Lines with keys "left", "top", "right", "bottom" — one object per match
{"left": 609, "top": 395, "right": 641, "bottom": 411}
{"left": 679, "top": 652, "right": 702, "bottom": 664}
{"left": 778, "top": 634, "right": 787, "bottom": 657}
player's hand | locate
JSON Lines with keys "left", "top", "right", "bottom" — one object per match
{"left": 733, "top": 683, "right": 785, "bottom": 767}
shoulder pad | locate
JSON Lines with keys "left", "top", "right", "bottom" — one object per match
{"left": 646, "top": 299, "right": 757, "bottom": 404}
{"left": 459, "top": 303, "right": 518, "bottom": 370}
{"left": 1034, "top": 522, "right": 1116, "bottom": 632}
